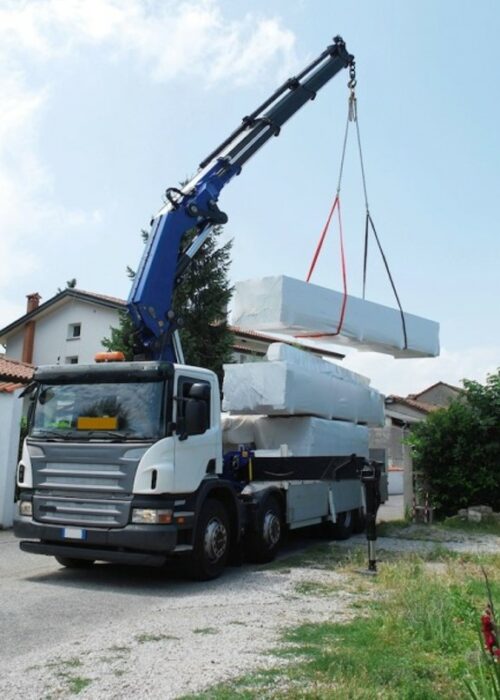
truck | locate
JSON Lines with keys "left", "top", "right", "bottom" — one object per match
{"left": 14, "top": 36, "right": 384, "bottom": 580}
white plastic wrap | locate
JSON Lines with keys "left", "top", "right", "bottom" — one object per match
{"left": 265, "top": 342, "right": 370, "bottom": 385}
{"left": 222, "top": 361, "right": 384, "bottom": 425}
{"left": 232, "top": 275, "right": 440, "bottom": 359}
{"left": 254, "top": 416, "right": 369, "bottom": 457}
{"left": 221, "top": 414, "right": 369, "bottom": 457}
{"left": 220, "top": 413, "right": 260, "bottom": 445}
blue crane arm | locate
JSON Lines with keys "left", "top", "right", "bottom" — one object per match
{"left": 127, "top": 36, "right": 354, "bottom": 361}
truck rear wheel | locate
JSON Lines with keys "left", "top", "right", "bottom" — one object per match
{"left": 55, "top": 556, "right": 95, "bottom": 569}
{"left": 323, "top": 510, "right": 354, "bottom": 541}
{"left": 245, "top": 494, "right": 282, "bottom": 564}
{"left": 188, "top": 498, "right": 230, "bottom": 581}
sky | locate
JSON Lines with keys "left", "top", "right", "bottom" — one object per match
{"left": 0, "top": 0, "right": 499, "bottom": 395}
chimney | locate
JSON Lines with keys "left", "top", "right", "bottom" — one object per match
{"left": 26, "top": 293, "right": 41, "bottom": 314}
{"left": 22, "top": 292, "right": 41, "bottom": 364}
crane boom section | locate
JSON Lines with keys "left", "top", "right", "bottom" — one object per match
{"left": 128, "top": 36, "right": 353, "bottom": 360}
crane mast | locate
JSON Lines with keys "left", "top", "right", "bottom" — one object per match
{"left": 128, "top": 36, "right": 354, "bottom": 361}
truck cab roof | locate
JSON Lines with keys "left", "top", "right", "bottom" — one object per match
{"left": 33, "top": 361, "right": 174, "bottom": 385}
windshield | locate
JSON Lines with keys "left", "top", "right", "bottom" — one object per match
{"left": 30, "top": 381, "right": 165, "bottom": 441}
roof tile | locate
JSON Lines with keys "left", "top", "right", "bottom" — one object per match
{"left": 386, "top": 394, "right": 438, "bottom": 413}
{"left": 0, "top": 381, "right": 26, "bottom": 393}
{"left": 0, "top": 356, "right": 34, "bottom": 382}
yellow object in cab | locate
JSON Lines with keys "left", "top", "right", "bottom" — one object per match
{"left": 77, "top": 416, "right": 118, "bottom": 430}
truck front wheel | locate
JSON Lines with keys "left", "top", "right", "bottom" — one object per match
{"left": 245, "top": 494, "right": 282, "bottom": 564}
{"left": 188, "top": 498, "right": 230, "bottom": 581}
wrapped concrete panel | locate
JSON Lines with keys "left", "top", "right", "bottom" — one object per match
{"left": 253, "top": 416, "right": 369, "bottom": 458}
{"left": 222, "top": 361, "right": 384, "bottom": 425}
{"left": 232, "top": 275, "right": 440, "bottom": 359}
{"left": 221, "top": 413, "right": 260, "bottom": 445}
{"left": 266, "top": 342, "right": 370, "bottom": 385}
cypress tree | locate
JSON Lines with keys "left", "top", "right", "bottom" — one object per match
{"left": 103, "top": 223, "right": 234, "bottom": 379}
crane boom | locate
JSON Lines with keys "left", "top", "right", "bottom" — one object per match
{"left": 128, "top": 35, "right": 354, "bottom": 361}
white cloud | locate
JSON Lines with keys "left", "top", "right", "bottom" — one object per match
{"left": 340, "top": 345, "right": 500, "bottom": 396}
{"left": 0, "top": 0, "right": 296, "bottom": 86}
{"left": 0, "top": 298, "right": 28, "bottom": 332}
{"left": 0, "top": 68, "right": 98, "bottom": 290}
{"left": 0, "top": 0, "right": 297, "bottom": 320}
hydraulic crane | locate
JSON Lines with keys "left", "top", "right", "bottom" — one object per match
{"left": 128, "top": 35, "right": 354, "bottom": 362}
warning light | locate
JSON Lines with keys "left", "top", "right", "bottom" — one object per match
{"left": 94, "top": 351, "right": 125, "bottom": 363}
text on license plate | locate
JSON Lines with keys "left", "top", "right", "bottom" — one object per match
{"left": 62, "top": 527, "right": 86, "bottom": 540}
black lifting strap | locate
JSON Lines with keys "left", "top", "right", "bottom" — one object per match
{"left": 363, "top": 212, "right": 408, "bottom": 350}
{"left": 350, "top": 64, "right": 408, "bottom": 350}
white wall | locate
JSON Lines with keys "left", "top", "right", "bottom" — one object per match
{"left": 0, "top": 391, "right": 22, "bottom": 528}
{"left": 4, "top": 300, "right": 121, "bottom": 366}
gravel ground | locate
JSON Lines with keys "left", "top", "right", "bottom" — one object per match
{"left": 0, "top": 531, "right": 357, "bottom": 700}
{"left": 1, "top": 527, "right": 498, "bottom": 700}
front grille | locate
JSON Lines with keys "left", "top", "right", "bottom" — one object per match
{"left": 28, "top": 441, "right": 146, "bottom": 496}
{"left": 33, "top": 495, "right": 131, "bottom": 528}
{"left": 37, "top": 462, "right": 127, "bottom": 492}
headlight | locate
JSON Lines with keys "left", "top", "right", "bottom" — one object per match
{"left": 132, "top": 508, "right": 173, "bottom": 524}
{"left": 19, "top": 501, "right": 33, "bottom": 517}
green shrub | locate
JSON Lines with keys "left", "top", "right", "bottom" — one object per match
{"left": 409, "top": 371, "right": 500, "bottom": 517}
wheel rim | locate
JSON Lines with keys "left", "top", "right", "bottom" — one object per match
{"left": 203, "top": 517, "right": 228, "bottom": 563}
{"left": 342, "top": 510, "right": 352, "bottom": 528}
{"left": 262, "top": 510, "right": 281, "bottom": 547}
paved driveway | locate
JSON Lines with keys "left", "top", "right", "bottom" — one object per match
{"left": 0, "top": 528, "right": 358, "bottom": 699}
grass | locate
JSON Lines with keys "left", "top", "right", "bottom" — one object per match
{"left": 442, "top": 515, "right": 500, "bottom": 536}
{"left": 183, "top": 545, "right": 500, "bottom": 700}
{"left": 107, "top": 644, "right": 131, "bottom": 656}
{"left": 193, "top": 627, "right": 218, "bottom": 635}
{"left": 377, "top": 516, "right": 500, "bottom": 539}
{"left": 136, "top": 632, "right": 179, "bottom": 643}
{"left": 66, "top": 676, "right": 92, "bottom": 694}
{"left": 47, "top": 657, "right": 83, "bottom": 670}
{"left": 294, "top": 580, "right": 342, "bottom": 597}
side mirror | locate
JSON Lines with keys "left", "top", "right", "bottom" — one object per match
{"left": 188, "top": 383, "right": 211, "bottom": 402}
{"left": 183, "top": 398, "right": 208, "bottom": 438}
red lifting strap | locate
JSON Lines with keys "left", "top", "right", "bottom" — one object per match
{"left": 299, "top": 194, "right": 348, "bottom": 339}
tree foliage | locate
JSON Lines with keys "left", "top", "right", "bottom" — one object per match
{"left": 103, "top": 223, "right": 234, "bottom": 379}
{"left": 102, "top": 309, "right": 136, "bottom": 361}
{"left": 172, "top": 224, "right": 233, "bottom": 380}
{"left": 409, "top": 370, "right": 500, "bottom": 516}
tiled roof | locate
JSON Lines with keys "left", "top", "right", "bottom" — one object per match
{"left": 386, "top": 395, "right": 439, "bottom": 414}
{"left": 0, "top": 356, "right": 34, "bottom": 382}
{"left": 73, "top": 289, "right": 126, "bottom": 306}
{"left": 409, "top": 381, "right": 462, "bottom": 399}
{"left": 229, "top": 326, "right": 345, "bottom": 359}
{"left": 0, "top": 381, "right": 26, "bottom": 393}
{"left": 0, "top": 288, "right": 127, "bottom": 339}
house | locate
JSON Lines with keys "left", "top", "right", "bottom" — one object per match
{"left": 0, "top": 290, "right": 126, "bottom": 366}
{"left": 408, "top": 382, "right": 462, "bottom": 407}
{"left": 0, "top": 289, "right": 344, "bottom": 366}
{"left": 0, "top": 356, "right": 34, "bottom": 528}
{"left": 370, "top": 383, "right": 461, "bottom": 496}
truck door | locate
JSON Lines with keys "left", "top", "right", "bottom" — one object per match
{"left": 173, "top": 375, "right": 218, "bottom": 493}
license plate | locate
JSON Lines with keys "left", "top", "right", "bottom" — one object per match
{"left": 62, "top": 527, "right": 87, "bottom": 540}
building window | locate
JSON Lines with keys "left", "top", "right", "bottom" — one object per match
{"left": 65, "top": 356, "right": 78, "bottom": 364}
{"left": 68, "top": 323, "right": 81, "bottom": 339}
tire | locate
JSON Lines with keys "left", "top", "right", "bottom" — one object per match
{"left": 188, "top": 498, "right": 230, "bottom": 581}
{"left": 55, "top": 556, "right": 95, "bottom": 569}
{"left": 245, "top": 494, "right": 283, "bottom": 564}
{"left": 352, "top": 507, "right": 366, "bottom": 534}
{"left": 323, "top": 509, "right": 354, "bottom": 541}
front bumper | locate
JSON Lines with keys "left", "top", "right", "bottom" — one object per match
{"left": 14, "top": 516, "right": 187, "bottom": 567}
